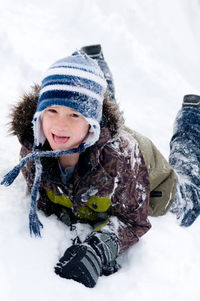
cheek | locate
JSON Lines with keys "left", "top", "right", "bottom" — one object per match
{"left": 81, "top": 123, "right": 90, "bottom": 137}
{"left": 75, "top": 123, "right": 89, "bottom": 139}
{"left": 42, "top": 116, "right": 50, "bottom": 138}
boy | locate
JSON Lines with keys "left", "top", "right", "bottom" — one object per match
{"left": 2, "top": 49, "right": 151, "bottom": 288}
{"left": 2, "top": 45, "right": 199, "bottom": 288}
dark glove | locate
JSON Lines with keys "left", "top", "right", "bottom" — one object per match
{"left": 85, "top": 231, "right": 120, "bottom": 276}
{"left": 54, "top": 231, "right": 120, "bottom": 288}
{"left": 54, "top": 243, "right": 102, "bottom": 288}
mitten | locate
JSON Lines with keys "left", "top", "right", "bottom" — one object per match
{"left": 54, "top": 231, "right": 120, "bottom": 287}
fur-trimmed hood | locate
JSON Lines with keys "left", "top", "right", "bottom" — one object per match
{"left": 9, "top": 84, "right": 124, "bottom": 146}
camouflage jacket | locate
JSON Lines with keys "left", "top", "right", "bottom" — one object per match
{"left": 10, "top": 85, "right": 151, "bottom": 254}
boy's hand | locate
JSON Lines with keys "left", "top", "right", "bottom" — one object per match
{"left": 54, "top": 243, "right": 102, "bottom": 288}
{"left": 54, "top": 231, "right": 120, "bottom": 288}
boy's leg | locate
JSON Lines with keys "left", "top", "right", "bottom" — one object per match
{"left": 80, "top": 44, "right": 115, "bottom": 101}
{"left": 169, "top": 95, "right": 200, "bottom": 226}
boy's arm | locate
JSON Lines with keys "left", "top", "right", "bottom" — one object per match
{"left": 101, "top": 143, "right": 151, "bottom": 255}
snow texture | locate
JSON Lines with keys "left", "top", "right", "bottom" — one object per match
{"left": 0, "top": 0, "right": 200, "bottom": 300}
{"left": 169, "top": 107, "right": 200, "bottom": 225}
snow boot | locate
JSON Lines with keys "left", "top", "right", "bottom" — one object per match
{"left": 182, "top": 94, "right": 200, "bottom": 109}
{"left": 81, "top": 44, "right": 104, "bottom": 59}
{"left": 80, "top": 44, "right": 115, "bottom": 101}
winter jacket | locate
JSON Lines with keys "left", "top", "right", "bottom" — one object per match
{"left": 9, "top": 85, "right": 176, "bottom": 254}
{"left": 124, "top": 127, "right": 177, "bottom": 216}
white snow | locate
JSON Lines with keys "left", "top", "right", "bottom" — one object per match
{"left": 0, "top": 0, "right": 200, "bottom": 300}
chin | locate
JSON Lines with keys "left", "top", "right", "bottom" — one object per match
{"left": 51, "top": 144, "right": 78, "bottom": 151}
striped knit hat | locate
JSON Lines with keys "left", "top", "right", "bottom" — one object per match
{"left": 34, "top": 51, "right": 107, "bottom": 149}
{"left": 1, "top": 51, "right": 107, "bottom": 237}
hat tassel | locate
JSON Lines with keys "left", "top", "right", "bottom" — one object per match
{"left": 1, "top": 152, "right": 36, "bottom": 186}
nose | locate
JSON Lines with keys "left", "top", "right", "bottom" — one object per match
{"left": 53, "top": 115, "right": 69, "bottom": 132}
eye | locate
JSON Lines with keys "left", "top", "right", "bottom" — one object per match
{"left": 46, "top": 108, "right": 57, "bottom": 113}
{"left": 71, "top": 113, "right": 80, "bottom": 118}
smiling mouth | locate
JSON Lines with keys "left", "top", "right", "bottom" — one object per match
{"left": 52, "top": 134, "right": 70, "bottom": 144}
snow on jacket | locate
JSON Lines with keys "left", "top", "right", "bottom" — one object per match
{"left": 10, "top": 85, "right": 152, "bottom": 254}
{"left": 124, "top": 127, "right": 177, "bottom": 216}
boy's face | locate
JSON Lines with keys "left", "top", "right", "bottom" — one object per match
{"left": 42, "top": 106, "right": 90, "bottom": 151}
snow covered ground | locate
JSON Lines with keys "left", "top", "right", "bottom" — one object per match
{"left": 0, "top": 0, "right": 200, "bottom": 300}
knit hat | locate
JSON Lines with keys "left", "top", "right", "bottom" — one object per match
{"left": 1, "top": 51, "right": 107, "bottom": 237}
{"left": 34, "top": 51, "right": 107, "bottom": 149}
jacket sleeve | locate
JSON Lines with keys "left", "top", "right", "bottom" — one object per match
{"left": 125, "top": 127, "right": 177, "bottom": 216}
{"left": 102, "top": 139, "right": 151, "bottom": 255}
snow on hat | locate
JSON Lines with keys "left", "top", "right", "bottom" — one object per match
{"left": 1, "top": 51, "right": 107, "bottom": 237}
{"left": 34, "top": 51, "right": 107, "bottom": 149}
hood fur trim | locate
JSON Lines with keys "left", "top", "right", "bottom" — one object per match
{"left": 9, "top": 84, "right": 124, "bottom": 145}
{"left": 9, "top": 84, "right": 40, "bottom": 144}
